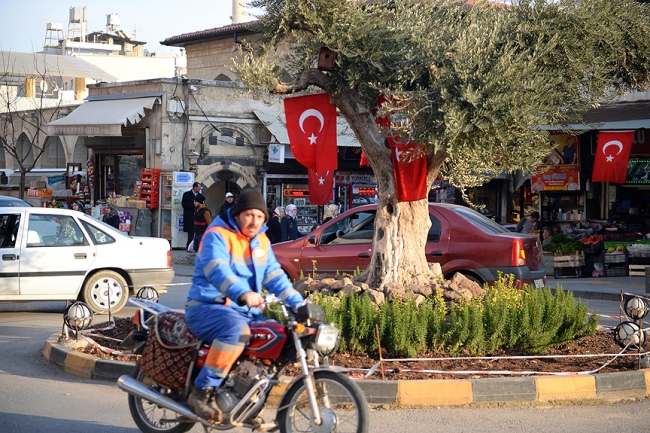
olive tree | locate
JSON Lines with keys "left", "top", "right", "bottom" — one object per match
{"left": 233, "top": 0, "right": 650, "bottom": 288}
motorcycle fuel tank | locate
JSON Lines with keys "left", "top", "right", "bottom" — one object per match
{"left": 243, "top": 322, "right": 287, "bottom": 359}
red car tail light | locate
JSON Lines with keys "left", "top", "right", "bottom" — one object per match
{"left": 167, "top": 250, "right": 172, "bottom": 268}
{"left": 512, "top": 239, "right": 526, "bottom": 267}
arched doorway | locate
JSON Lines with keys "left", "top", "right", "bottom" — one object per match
{"left": 205, "top": 180, "right": 241, "bottom": 219}
{"left": 195, "top": 162, "right": 259, "bottom": 219}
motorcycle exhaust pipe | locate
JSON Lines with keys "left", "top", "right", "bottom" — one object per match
{"left": 117, "top": 375, "right": 199, "bottom": 422}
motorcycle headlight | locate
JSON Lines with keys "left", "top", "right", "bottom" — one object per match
{"left": 314, "top": 323, "right": 340, "bottom": 357}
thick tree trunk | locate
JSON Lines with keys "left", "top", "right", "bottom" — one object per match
{"left": 331, "top": 89, "right": 443, "bottom": 289}
{"left": 19, "top": 169, "right": 26, "bottom": 200}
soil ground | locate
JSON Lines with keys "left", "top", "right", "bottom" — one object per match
{"left": 71, "top": 317, "right": 647, "bottom": 380}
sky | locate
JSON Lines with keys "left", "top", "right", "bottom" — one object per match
{"left": 0, "top": 0, "right": 258, "bottom": 56}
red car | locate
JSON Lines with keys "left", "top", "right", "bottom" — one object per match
{"left": 273, "top": 203, "right": 546, "bottom": 288}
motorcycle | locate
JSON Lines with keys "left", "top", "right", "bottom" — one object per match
{"left": 117, "top": 295, "right": 369, "bottom": 433}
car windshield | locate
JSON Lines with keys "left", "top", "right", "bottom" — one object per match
{"left": 452, "top": 207, "right": 509, "bottom": 234}
{"left": 0, "top": 198, "right": 31, "bottom": 207}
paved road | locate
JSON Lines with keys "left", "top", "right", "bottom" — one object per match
{"left": 1, "top": 262, "right": 649, "bottom": 432}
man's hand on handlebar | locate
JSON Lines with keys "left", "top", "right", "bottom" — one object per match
{"left": 239, "top": 291, "right": 265, "bottom": 308}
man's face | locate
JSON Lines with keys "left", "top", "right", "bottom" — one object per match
{"left": 226, "top": 196, "right": 233, "bottom": 203}
{"left": 234, "top": 209, "right": 266, "bottom": 238}
{"left": 193, "top": 185, "right": 201, "bottom": 193}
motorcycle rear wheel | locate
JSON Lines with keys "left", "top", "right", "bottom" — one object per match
{"left": 127, "top": 362, "right": 196, "bottom": 433}
{"left": 277, "top": 370, "right": 369, "bottom": 433}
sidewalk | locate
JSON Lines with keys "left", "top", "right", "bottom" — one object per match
{"left": 172, "top": 249, "right": 650, "bottom": 301}
{"left": 546, "top": 275, "right": 648, "bottom": 301}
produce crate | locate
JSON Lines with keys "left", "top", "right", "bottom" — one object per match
{"left": 553, "top": 252, "right": 585, "bottom": 268}
{"left": 604, "top": 266, "right": 628, "bottom": 277}
{"left": 628, "top": 264, "right": 649, "bottom": 277}
{"left": 603, "top": 252, "right": 627, "bottom": 264}
{"left": 604, "top": 241, "right": 632, "bottom": 251}
{"left": 554, "top": 266, "right": 583, "bottom": 279}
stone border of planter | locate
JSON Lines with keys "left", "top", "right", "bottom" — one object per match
{"left": 43, "top": 334, "right": 650, "bottom": 406}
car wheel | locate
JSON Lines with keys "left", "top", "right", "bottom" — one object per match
{"left": 82, "top": 270, "right": 129, "bottom": 314}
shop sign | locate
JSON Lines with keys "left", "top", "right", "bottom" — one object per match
{"left": 626, "top": 158, "right": 650, "bottom": 184}
{"left": 284, "top": 188, "right": 310, "bottom": 197}
{"left": 540, "top": 133, "right": 580, "bottom": 167}
{"left": 268, "top": 143, "right": 285, "bottom": 163}
{"left": 335, "top": 171, "right": 375, "bottom": 184}
{"left": 531, "top": 167, "right": 580, "bottom": 191}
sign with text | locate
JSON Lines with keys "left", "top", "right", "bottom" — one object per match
{"left": 532, "top": 167, "right": 580, "bottom": 191}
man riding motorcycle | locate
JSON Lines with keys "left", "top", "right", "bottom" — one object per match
{"left": 184, "top": 189, "right": 303, "bottom": 422}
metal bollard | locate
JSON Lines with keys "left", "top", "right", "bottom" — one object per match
{"left": 645, "top": 267, "right": 650, "bottom": 294}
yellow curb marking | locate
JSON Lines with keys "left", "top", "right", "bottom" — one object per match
{"left": 398, "top": 380, "right": 472, "bottom": 406}
{"left": 535, "top": 376, "right": 596, "bottom": 401}
{"left": 64, "top": 351, "right": 96, "bottom": 379}
{"left": 42, "top": 341, "right": 53, "bottom": 361}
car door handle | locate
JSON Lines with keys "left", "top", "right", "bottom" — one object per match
{"left": 74, "top": 253, "right": 87, "bottom": 259}
{"left": 358, "top": 252, "right": 371, "bottom": 258}
{"left": 2, "top": 254, "right": 17, "bottom": 261}
{"left": 430, "top": 251, "right": 445, "bottom": 256}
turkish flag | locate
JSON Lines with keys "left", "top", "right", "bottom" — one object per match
{"left": 360, "top": 150, "right": 369, "bottom": 167}
{"left": 308, "top": 169, "right": 334, "bottom": 205}
{"left": 592, "top": 131, "right": 635, "bottom": 183}
{"left": 284, "top": 93, "right": 338, "bottom": 172}
{"left": 389, "top": 138, "right": 428, "bottom": 202}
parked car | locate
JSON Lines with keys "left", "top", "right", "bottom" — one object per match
{"left": 0, "top": 207, "right": 174, "bottom": 313}
{"left": 273, "top": 203, "right": 546, "bottom": 288}
{"left": 0, "top": 196, "right": 32, "bottom": 207}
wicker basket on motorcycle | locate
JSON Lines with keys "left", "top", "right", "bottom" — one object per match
{"left": 140, "top": 311, "right": 199, "bottom": 389}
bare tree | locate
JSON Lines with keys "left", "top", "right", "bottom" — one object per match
{"left": 0, "top": 51, "right": 64, "bottom": 198}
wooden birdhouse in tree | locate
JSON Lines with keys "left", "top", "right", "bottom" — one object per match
{"left": 317, "top": 47, "right": 337, "bottom": 71}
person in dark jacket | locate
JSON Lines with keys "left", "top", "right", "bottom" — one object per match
{"left": 267, "top": 206, "right": 284, "bottom": 244}
{"left": 102, "top": 203, "right": 120, "bottom": 229}
{"left": 193, "top": 194, "right": 212, "bottom": 250}
{"left": 281, "top": 204, "right": 301, "bottom": 241}
{"left": 182, "top": 182, "right": 202, "bottom": 249}
{"left": 219, "top": 192, "right": 236, "bottom": 220}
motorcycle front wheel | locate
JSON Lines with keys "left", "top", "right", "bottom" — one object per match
{"left": 127, "top": 362, "right": 196, "bottom": 433}
{"left": 277, "top": 370, "right": 369, "bottom": 433}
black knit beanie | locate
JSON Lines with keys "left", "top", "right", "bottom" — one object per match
{"left": 231, "top": 189, "right": 269, "bottom": 220}
{"left": 194, "top": 194, "right": 205, "bottom": 204}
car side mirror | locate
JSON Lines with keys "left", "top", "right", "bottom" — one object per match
{"left": 308, "top": 235, "right": 318, "bottom": 246}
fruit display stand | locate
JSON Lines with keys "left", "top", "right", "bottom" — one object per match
{"left": 553, "top": 252, "right": 585, "bottom": 279}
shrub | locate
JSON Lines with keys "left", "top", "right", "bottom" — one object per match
{"left": 311, "top": 273, "right": 598, "bottom": 357}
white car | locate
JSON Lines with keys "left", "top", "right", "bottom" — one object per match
{"left": 0, "top": 207, "right": 174, "bottom": 314}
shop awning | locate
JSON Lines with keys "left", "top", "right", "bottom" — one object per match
{"left": 543, "top": 102, "right": 650, "bottom": 131}
{"left": 254, "top": 110, "right": 361, "bottom": 147}
{"left": 47, "top": 94, "right": 161, "bottom": 136}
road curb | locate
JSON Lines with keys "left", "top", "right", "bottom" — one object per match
{"left": 44, "top": 334, "right": 650, "bottom": 406}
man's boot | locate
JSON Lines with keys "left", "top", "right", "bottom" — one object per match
{"left": 187, "top": 387, "right": 223, "bottom": 423}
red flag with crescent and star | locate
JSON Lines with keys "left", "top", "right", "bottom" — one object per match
{"left": 389, "top": 139, "right": 428, "bottom": 201}
{"left": 307, "top": 169, "right": 334, "bottom": 205}
{"left": 592, "top": 131, "right": 635, "bottom": 184}
{"left": 284, "top": 93, "right": 338, "bottom": 172}
{"left": 376, "top": 94, "right": 428, "bottom": 201}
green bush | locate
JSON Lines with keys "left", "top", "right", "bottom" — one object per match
{"left": 310, "top": 274, "right": 598, "bottom": 357}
